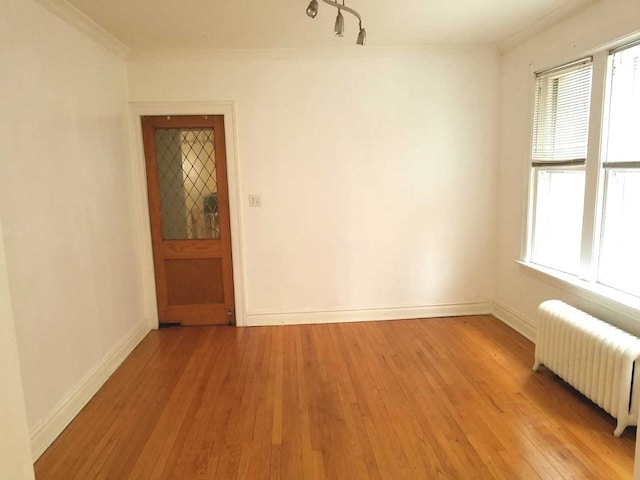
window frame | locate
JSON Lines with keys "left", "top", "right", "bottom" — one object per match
{"left": 522, "top": 40, "right": 640, "bottom": 307}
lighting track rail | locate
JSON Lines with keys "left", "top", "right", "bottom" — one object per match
{"left": 305, "top": 0, "right": 367, "bottom": 45}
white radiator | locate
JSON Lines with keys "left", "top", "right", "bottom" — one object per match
{"left": 533, "top": 300, "right": 640, "bottom": 436}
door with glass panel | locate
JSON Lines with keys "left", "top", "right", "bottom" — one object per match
{"left": 141, "top": 115, "right": 234, "bottom": 325}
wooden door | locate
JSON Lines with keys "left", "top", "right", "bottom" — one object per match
{"left": 141, "top": 115, "right": 234, "bottom": 326}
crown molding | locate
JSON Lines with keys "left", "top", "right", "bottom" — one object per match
{"left": 126, "top": 43, "right": 498, "bottom": 62}
{"left": 499, "top": 0, "right": 598, "bottom": 55}
{"left": 33, "top": 0, "right": 129, "bottom": 58}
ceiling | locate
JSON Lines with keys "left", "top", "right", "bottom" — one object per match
{"left": 65, "top": 0, "right": 597, "bottom": 52}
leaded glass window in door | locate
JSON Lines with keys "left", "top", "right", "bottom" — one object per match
{"left": 154, "top": 128, "right": 220, "bottom": 240}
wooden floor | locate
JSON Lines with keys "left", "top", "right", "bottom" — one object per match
{"left": 35, "top": 316, "right": 635, "bottom": 479}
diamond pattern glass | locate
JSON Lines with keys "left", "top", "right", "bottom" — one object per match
{"left": 155, "top": 128, "right": 219, "bottom": 240}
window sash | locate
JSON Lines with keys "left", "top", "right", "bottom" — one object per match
{"left": 530, "top": 166, "right": 586, "bottom": 275}
{"left": 597, "top": 169, "right": 640, "bottom": 297}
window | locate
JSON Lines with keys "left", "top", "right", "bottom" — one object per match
{"left": 527, "top": 41, "right": 640, "bottom": 299}
{"left": 598, "top": 43, "right": 640, "bottom": 297}
{"left": 529, "top": 59, "right": 593, "bottom": 275}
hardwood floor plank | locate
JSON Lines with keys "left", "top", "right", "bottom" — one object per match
{"left": 35, "top": 316, "right": 636, "bottom": 480}
{"left": 34, "top": 331, "right": 164, "bottom": 478}
{"left": 93, "top": 329, "right": 196, "bottom": 480}
{"left": 128, "top": 327, "right": 222, "bottom": 479}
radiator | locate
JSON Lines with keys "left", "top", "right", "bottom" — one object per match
{"left": 533, "top": 300, "right": 640, "bottom": 436}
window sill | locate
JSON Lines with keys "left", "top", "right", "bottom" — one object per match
{"left": 516, "top": 260, "right": 640, "bottom": 321}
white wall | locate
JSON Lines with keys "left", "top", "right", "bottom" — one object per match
{"left": 0, "top": 221, "right": 34, "bottom": 479}
{"left": 128, "top": 47, "right": 500, "bottom": 324}
{"left": 0, "top": 0, "right": 148, "bottom": 458}
{"left": 497, "top": 0, "right": 640, "bottom": 336}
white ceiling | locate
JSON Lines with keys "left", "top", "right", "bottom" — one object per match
{"left": 64, "top": 0, "right": 597, "bottom": 52}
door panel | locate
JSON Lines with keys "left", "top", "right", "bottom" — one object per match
{"left": 142, "top": 115, "right": 234, "bottom": 326}
{"left": 165, "top": 258, "right": 224, "bottom": 305}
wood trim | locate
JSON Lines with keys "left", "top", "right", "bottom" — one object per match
{"left": 497, "top": 0, "right": 597, "bottom": 54}
{"left": 33, "top": 0, "right": 129, "bottom": 58}
{"left": 245, "top": 302, "right": 493, "bottom": 326}
{"left": 141, "top": 118, "right": 168, "bottom": 322}
{"left": 128, "top": 102, "right": 246, "bottom": 328}
{"left": 29, "top": 321, "right": 149, "bottom": 460}
{"left": 163, "top": 241, "right": 222, "bottom": 259}
{"left": 516, "top": 260, "right": 640, "bottom": 328}
{"left": 492, "top": 302, "right": 536, "bottom": 342}
{"left": 142, "top": 115, "right": 218, "bottom": 128}
{"left": 213, "top": 116, "right": 235, "bottom": 310}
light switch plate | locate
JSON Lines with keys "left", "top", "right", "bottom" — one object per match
{"left": 248, "top": 194, "right": 262, "bottom": 207}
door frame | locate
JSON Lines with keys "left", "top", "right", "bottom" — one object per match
{"left": 129, "top": 102, "right": 246, "bottom": 328}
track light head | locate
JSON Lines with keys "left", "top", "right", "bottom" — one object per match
{"left": 334, "top": 9, "right": 344, "bottom": 37}
{"left": 356, "top": 26, "right": 366, "bottom": 46}
{"left": 306, "top": 0, "right": 318, "bottom": 18}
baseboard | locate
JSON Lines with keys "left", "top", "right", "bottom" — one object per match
{"left": 29, "top": 321, "right": 150, "bottom": 461}
{"left": 245, "top": 302, "right": 493, "bottom": 327}
{"left": 492, "top": 303, "right": 536, "bottom": 342}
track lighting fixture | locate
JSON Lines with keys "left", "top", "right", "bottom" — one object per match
{"left": 305, "top": 0, "right": 366, "bottom": 46}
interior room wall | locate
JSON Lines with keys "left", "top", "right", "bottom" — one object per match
{"left": 127, "top": 46, "right": 501, "bottom": 324}
{"left": 496, "top": 0, "right": 640, "bottom": 337}
{"left": 0, "top": 0, "right": 148, "bottom": 458}
{"left": 0, "top": 221, "right": 35, "bottom": 480}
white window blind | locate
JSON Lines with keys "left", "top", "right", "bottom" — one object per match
{"left": 603, "top": 42, "right": 640, "bottom": 165}
{"left": 532, "top": 59, "right": 593, "bottom": 164}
